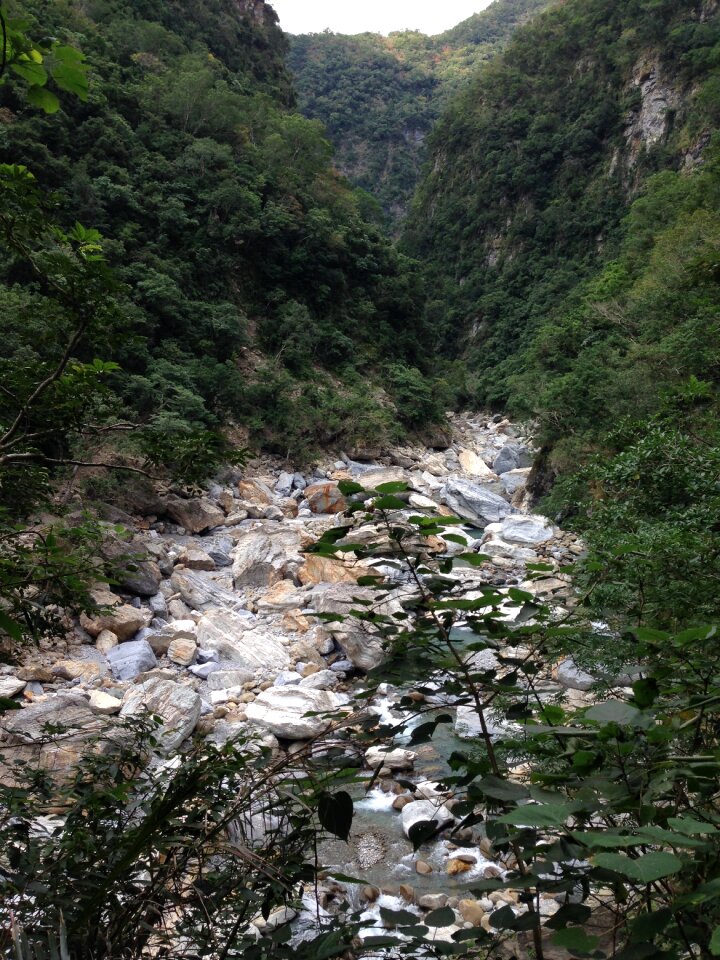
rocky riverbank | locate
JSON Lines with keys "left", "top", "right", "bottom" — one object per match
{"left": 0, "top": 412, "right": 595, "bottom": 943}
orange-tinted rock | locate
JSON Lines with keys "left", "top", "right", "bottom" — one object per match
{"left": 305, "top": 482, "right": 346, "bottom": 515}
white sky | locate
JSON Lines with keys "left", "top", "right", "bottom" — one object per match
{"left": 270, "top": 1, "right": 495, "bottom": 36}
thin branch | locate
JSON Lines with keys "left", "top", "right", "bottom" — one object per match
{"left": 0, "top": 452, "right": 162, "bottom": 479}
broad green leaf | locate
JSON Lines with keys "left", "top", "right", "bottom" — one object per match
{"left": 572, "top": 831, "right": 641, "bottom": 850}
{"left": 372, "top": 495, "right": 407, "bottom": 510}
{"left": 630, "top": 908, "right": 672, "bottom": 943}
{"left": 408, "top": 819, "right": 443, "bottom": 850}
{"left": 477, "top": 775, "right": 530, "bottom": 802}
{"left": 374, "top": 481, "right": 409, "bottom": 494}
{"left": 585, "top": 700, "right": 642, "bottom": 726}
{"left": 338, "top": 480, "right": 364, "bottom": 496}
{"left": 11, "top": 58, "right": 48, "bottom": 85}
{"left": 26, "top": 85, "right": 60, "bottom": 113}
{"left": 593, "top": 851, "right": 683, "bottom": 884}
{"left": 498, "top": 802, "right": 578, "bottom": 827}
{"left": 551, "top": 928, "right": 600, "bottom": 954}
{"left": 667, "top": 817, "right": 718, "bottom": 835}
{"left": 425, "top": 907, "right": 456, "bottom": 927}
{"left": 0, "top": 610, "right": 23, "bottom": 641}
{"left": 710, "top": 926, "right": 720, "bottom": 956}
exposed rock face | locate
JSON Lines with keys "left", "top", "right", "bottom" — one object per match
{"left": 245, "top": 686, "right": 345, "bottom": 739}
{"left": 164, "top": 497, "right": 225, "bottom": 534}
{"left": 441, "top": 478, "right": 513, "bottom": 527}
{"left": 0, "top": 694, "right": 114, "bottom": 785}
{"left": 170, "top": 570, "right": 245, "bottom": 612}
{"left": 298, "top": 555, "right": 364, "bottom": 586}
{"left": 196, "top": 610, "right": 290, "bottom": 671}
{"left": 556, "top": 658, "right": 596, "bottom": 691}
{"left": 625, "top": 60, "right": 682, "bottom": 164}
{"left": 121, "top": 677, "right": 201, "bottom": 751}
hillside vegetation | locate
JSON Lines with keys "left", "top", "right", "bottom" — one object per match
{"left": 0, "top": 0, "right": 436, "bottom": 469}
{"left": 403, "top": 0, "right": 720, "bottom": 626}
{"left": 288, "top": 0, "right": 554, "bottom": 228}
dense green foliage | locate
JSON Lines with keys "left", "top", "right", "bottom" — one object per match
{"left": 0, "top": 0, "right": 435, "bottom": 462}
{"left": 404, "top": 0, "right": 720, "bottom": 402}
{"left": 288, "top": 0, "right": 553, "bottom": 229}
{"left": 403, "top": 0, "right": 720, "bottom": 634}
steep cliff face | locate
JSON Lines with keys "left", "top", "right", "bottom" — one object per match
{"left": 287, "top": 0, "right": 555, "bottom": 229}
{"left": 402, "top": 0, "right": 720, "bottom": 405}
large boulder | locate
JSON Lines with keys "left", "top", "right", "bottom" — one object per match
{"left": 458, "top": 449, "right": 497, "bottom": 480}
{"left": 298, "top": 555, "right": 365, "bottom": 586}
{"left": 0, "top": 694, "right": 115, "bottom": 785}
{"left": 170, "top": 569, "right": 246, "bottom": 612}
{"left": 356, "top": 467, "right": 408, "bottom": 491}
{"left": 100, "top": 535, "right": 162, "bottom": 597}
{"left": 121, "top": 677, "right": 201, "bottom": 751}
{"left": 256, "top": 580, "right": 308, "bottom": 612}
{"left": 493, "top": 443, "right": 533, "bottom": 476}
{"left": 441, "top": 478, "right": 513, "bottom": 527}
{"left": 107, "top": 639, "right": 158, "bottom": 680}
{"left": 556, "top": 658, "right": 596, "bottom": 691}
{"left": 500, "top": 468, "right": 531, "bottom": 496}
{"left": 80, "top": 601, "right": 150, "bottom": 642}
{"left": 245, "top": 687, "right": 345, "bottom": 740}
{"left": 500, "top": 514, "right": 557, "bottom": 546}
{"left": 196, "top": 610, "right": 290, "bottom": 672}
{"left": 401, "top": 799, "right": 455, "bottom": 838}
{"left": 480, "top": 538, "right": 537, "bottom": 563}
{"left": 309, "top": 583, "right": 401, "bottom": 671}
{"left": 305, "top": 482, "right": 346, "bottom": 515}
{"left": 232, "top": 525, "right": 304, "bottom": 589}
{"left": 163, "top": 497, "right": 225, "bottom": 534}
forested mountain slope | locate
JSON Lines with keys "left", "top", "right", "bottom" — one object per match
{"left": 404, "top": 0, "right": 719, "bottom": 416}
{"left": 288, "top": 0, "right": 553, "bottom": 228}
{"left": 0, "top": 0, "right": 433, "bottom": 462}
{"left": 402, "top": 0, "right": 720, "bottom": 620}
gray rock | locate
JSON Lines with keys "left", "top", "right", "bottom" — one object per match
{"left": 196, "top": 610, "right": 290, "bottom": 672}
{"left": 148, "top": 592, "right": 168, "bottom": 618}
{"left": 189, "top": 661, "right": 222, "bottom": 680}
{"left": 232, "top": 525, "right": 304, "bottom": 589}
{"left": 329, "top": 659, "right": 354, "bottom": 673}
{"left": 107, "top": 640, "right": 158, "bottom": 681}
{"left": 556, "top": 658, "right": 596, "bottom": 691}
{"left": 206, "top": 668, "right": 255, "bottom": 691}
{"left": 310, "top": 584, "right": 391, "bottom": 672}
{"left": 292, "top": 472, "right": 307, "bottom": 491}
{"left": 163, "top": 497, "right": 225, "bottom": 534}
{"left": 170, "top": 569, "right": 246, "bottom": 612}
{"left": 274, "top": 671, "right": 302, "bottom": 686}
{"left": 0, "top": 693, "right": 115, "bottom": 786}
{"left": 500, "top": 468, "right": 531, "bottom": 495}
{"left": 500, "top": 514, "right": 557, "bottom": 546}
{"left": 298, "top": 669, "right": 339, "bottom": 691}
{"left": 441, "top": 478, "right": 513, "bottom": 527}
{"left": 245, "top": 687, "right": 346, "bottom": 740}
{"left": 275, "top": 471, "right": 295, "bottom": 497}
{"left": 0, "top": 676, "right": 26, "bottom": 698}
{"left": 493, "top": 443, "right": 533, "bottom": 476}
{"left": 121, "top": 677, "right": 201, "bottom": 751}
{"left": 401, "top": 799, "right": 454, "bottom": 838}
{"left": 196, "top": 648, "right": 220, "bottom": 664}
{"left": 208, "top": 550, "right": 232, "bottom": 568}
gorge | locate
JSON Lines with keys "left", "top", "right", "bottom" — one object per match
{"left": 0, "top": 0, "right": 718, "bottom": 957}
